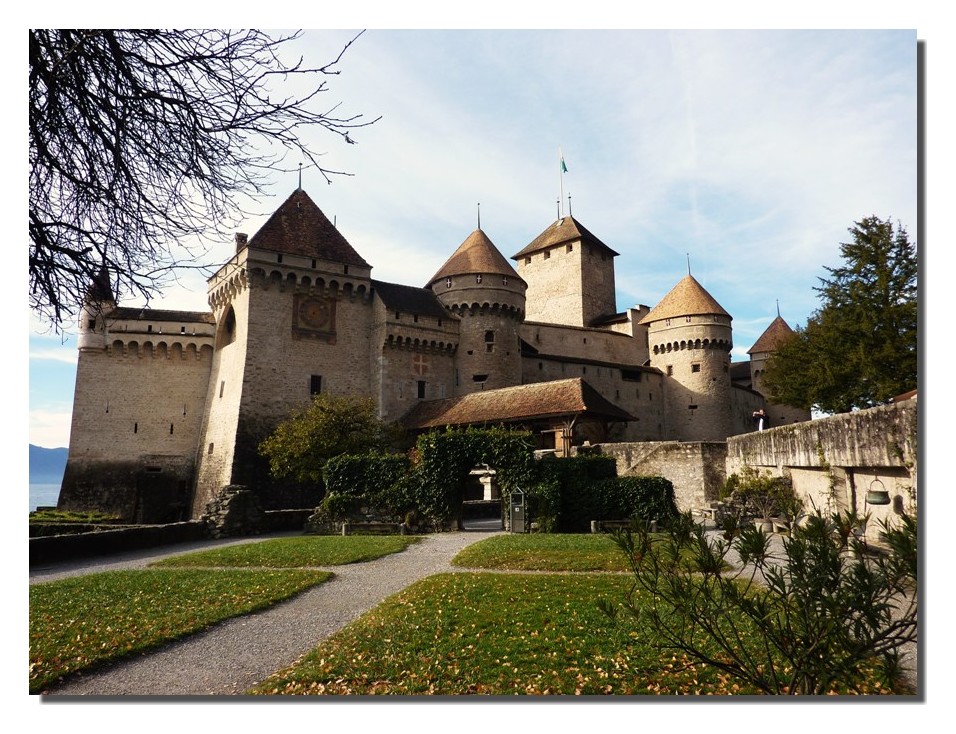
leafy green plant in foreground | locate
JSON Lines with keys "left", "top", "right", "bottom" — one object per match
{"left": 30, "top": 568, "right": 331, "bottom": 693}
{"left": 601, "top": 511, "right": 917, "bottom": 695}
{"left": 150, "top": 535, "right": 419, "bottom": 568}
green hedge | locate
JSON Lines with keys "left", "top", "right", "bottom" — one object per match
{"left": 321, "top": 452, "right": 411, "bottom": 521}
{"left": 528, "top": 456, "right": 677, "bottom": 532}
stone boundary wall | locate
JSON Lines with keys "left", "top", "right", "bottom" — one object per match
{"left": 726, "top": 398, "right": 917, "bottom": 541}
{"left": 29, "top": 510, "right": 313, "bottom": 566}
{"left": 595, "top": 398, "right": 917, "bottom": 542}
{"left": 592, "top": 441, "right": 728, "bottom": 511}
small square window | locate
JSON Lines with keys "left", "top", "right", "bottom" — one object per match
{"left": 692, "top": 363, "right": 701, "bottom": 373}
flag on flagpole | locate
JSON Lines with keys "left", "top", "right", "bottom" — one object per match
{"left": 559, "top": 149, "right": 568, "bottom": 173}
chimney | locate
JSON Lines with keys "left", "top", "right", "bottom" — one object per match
{"left": 235, "top": 232, "right": 248, "bottom": 252}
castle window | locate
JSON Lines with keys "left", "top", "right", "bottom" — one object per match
{"left": 88, "top": 319, "right": 96, "bottom": 329}
{"left": 344, "top": 265, "right": 349, "bottom": 274}
{"left": 310, "top": 375, "right": 322, "bottom": 395}
{"left": 417, "top": 380, "right": 426, "bottom": 399}
{"left": 446, "top": 278, "right": 452, "bottom": 288}
{"left": 148, "top": 325, "right": 153, "bottom": 333}
{"left": 134, "top": 422, "right": 138, "bottom": 434}
{"left": 414, "top": 314, "right": 419, "bottom": 323}
{"left": 476, "top": 274, "right": 482, "bottom": 284}
{"left": 689, "top": 404, "right": 698, "bottom": 410}
{"left": 567, "top": 244, "right": 573, "bottom": 253}
{"left": 582, "top": 366, "right": 587, "bottom": 374}
{"left": 208, "top": 443, "right": 214, "bottom": 455}
{"left": 544, "top": 251, "right": 551, "bottom": 260}
{"left": 438, "top": 319, "right": 443, "bottom": 327}
{"left": 525, "top": 257, "right": 531, "bottom": 265}
{"left": 692, "top": 363, "right": 701, "bottom": 373}
{"left": 686, "top": 316, "right": 692, "bottom": 323}
{"left": 395, "top": 312, "right": 401, "bottom": 320}
{"left": 538, "top": 362, "right": 543, "bottom": 370}
{"left": 170, "top": 424, "right": 174, "bottom": 435}
{"left": 583, "top": 337, "right": 587, "bottom": 344}
{"left": 219, "top": 381, "right": 225, "bottom": 398}
{"left": 666, "top": 365, "right": 673, "bottom": 376}
{"left": 622, "top": 369, "right": 642, "bottom": 382}
{"left": 713, "top": 315, "right": 719, "bottom": 322}
{"left": 472, "top": 374, "right": 488, "bottom": 383}
{"left": 455, "top": 369, "right": 459, "bottom": 386}
{"left": 665, "top": 318, "right": 671, "bottom": 326}
{"left": 312, "top": 259, "right": 317, "bottom": 268}
{"left": 105, "top": 401, "right": 109, "bottom": 413}
{"left": 502, "top": 276, "right": 508, "bottom": 285}
{"left": 615, "top": 389, "right": 620, "bottom": 399}
{"left": 277, "top": 254, "right": 283, "bottom": 263}
{"left": 180, "top": 326, "right": 186, "bottom": 334}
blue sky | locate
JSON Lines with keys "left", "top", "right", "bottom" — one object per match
{"left": 27, "top": 26, "right": 920, "bottom": 449}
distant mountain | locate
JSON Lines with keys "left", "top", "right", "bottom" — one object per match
{"left": 30, "top": 445, "right": 68, "bottom": 484}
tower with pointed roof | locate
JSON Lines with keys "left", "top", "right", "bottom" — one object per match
{"left": 427, "top": 228, "right": 527, "bottom": 395}
{"left": 747, "top": 314, "right": 811, "bottom": 426}
{"left": 191, "top": 188, "right": 376, "bottom": 515}
{"left": 639, "top": 275, "right": 734, "bottom": 441}
{"left": 513, "top": 216, "right": 618, "bottom": 327}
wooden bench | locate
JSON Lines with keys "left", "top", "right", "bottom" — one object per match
{"left": 341, "top": 521, "right": 405, "bottom": 536}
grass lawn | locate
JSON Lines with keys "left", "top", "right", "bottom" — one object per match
{"left": 29, "top": 568, "right": 331, "bottom": 693}
{"left": 150, "top": 535, "right": 420, "bottom": 568}
{"left": 451, "top": 532, "right": 633, "bottom": 572}
{"left": 250, "top": 572, "right": 760, "bottom": 695}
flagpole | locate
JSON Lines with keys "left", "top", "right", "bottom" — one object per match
{"left": 558, "top": 148, "right": 565, "bottom": 219}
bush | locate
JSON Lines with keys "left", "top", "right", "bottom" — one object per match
{"left": 321, "top": 452, "right": 411, "bottom": 522}
{"left": 602, "top": 509, "right": 918, "bottom": 694}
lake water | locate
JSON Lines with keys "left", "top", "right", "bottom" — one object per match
{"left": 30, "top": 484, "right": 61, "bottom": 512}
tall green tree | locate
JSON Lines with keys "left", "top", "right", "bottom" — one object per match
{"left": 258, "top": 395, "right": 396, "bottom": 485}
{"left": 763, "top": 216, "right": 917, "bottom": 414}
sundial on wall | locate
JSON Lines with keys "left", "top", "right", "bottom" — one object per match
{"left": 293, "top": 294, "right": 337, "bottom": 342}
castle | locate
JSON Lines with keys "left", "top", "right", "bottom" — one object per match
{"left": 59, "top": 188, "right": 809, "bottom": 522}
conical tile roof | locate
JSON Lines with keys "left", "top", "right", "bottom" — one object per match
{"left": 247, "top": 189, "right": 369, "bottom": 267}
{"left": 428, "top": 229, "right": 522, "bottom": 287}
{"left": 512, "top": 216, "right": 618, "bottom": 259}
{"left": 748, "top": 316, "right": 795, "bottom": 354}
{"left": 638, "top": 275, "right": 730, "bottom": 324}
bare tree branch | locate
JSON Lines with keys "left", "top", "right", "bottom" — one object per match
{"left": 29, "top": 29, "right": 379, "bottom": 332}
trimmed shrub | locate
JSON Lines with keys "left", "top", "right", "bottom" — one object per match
{"left": 321, "top": 452, "right": 411, "bottom": 522}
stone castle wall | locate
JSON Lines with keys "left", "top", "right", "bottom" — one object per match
{"left": 597, "top": 398, "right": 917, "bottom": 542}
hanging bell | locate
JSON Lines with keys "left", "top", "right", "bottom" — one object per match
{"left": 866, "top": 479, "right": 891, "bottom": 506}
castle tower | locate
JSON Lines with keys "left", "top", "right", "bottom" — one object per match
{"left": 512, "top": 216, "right": 618, "bottom": 327}
{"left": 76, "top": 264, "right": 116, "bottom": 351}
{"left": 192, "top": 188, "right": 374, "bottom": 515}
{"left": 639, "top": 275, "right": 734, "bottom": 441}
{"left": 748, "top": 314, "right": 812, "bottom": 426}
{"left": 427, "top": 229, "right": 526, "bottom": 395}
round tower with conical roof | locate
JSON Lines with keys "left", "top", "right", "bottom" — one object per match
{"left": 748, "top": 314, "right": 811, "bottom": 426}
{"left": 77, "top": 264, "right": 116, "bottom": 352}
{"left": 427, "top": 229, "right": 527, "bottom": 395}
{"left": 639, "top": 274, "right": 734, "bottom": 441}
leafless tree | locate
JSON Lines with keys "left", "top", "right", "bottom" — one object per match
{"left": 29, "top": 29, "right": 377, "bottom": 331}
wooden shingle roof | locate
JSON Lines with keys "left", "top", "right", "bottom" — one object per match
{"left": 428, "top": 229, "right": 522, "bottom": 287}
{"left": 512, "top": 216, "right": 618, "bottom": 260}
{"left": 246, "top": 189, "right": 369, "bottom": 267}
{"left": 747, "top": 316, "right": 796, "bottom": 355}
{"left": 401, "top": 378, "right": 635, "bottom": 430}
{"left": 638, "top": 275, "right": 730, "bottom": 324}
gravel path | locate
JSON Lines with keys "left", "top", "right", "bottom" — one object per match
{"left": 33, "top": 528, "right": 500, "bottom": 696}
